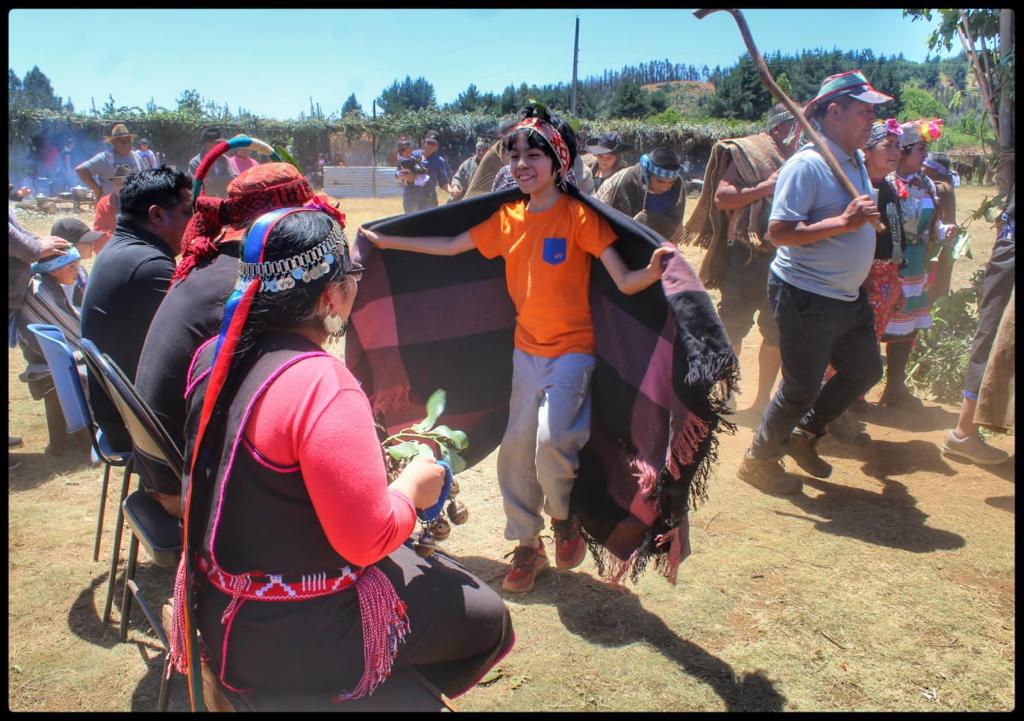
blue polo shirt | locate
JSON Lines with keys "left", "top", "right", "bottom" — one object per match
{"left": 769, "top": 135, "right": 877, "bottom": 301}
{"left": 421, "top": 153, "right": 451, "bottom": 195}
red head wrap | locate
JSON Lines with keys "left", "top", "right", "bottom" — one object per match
{"left": 173, "top": 162, "right": 334, "bottom": 283}
{"left": 511, "top": 117, "right": 571, "bottom": 179}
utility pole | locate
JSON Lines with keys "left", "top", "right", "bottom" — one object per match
{"left": 570, "top": 16, "right": 580, "bottom": 116}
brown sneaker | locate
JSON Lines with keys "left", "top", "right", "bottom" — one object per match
{"left": 551, "top": 517, "right": 587, "bottom": 570}
{"left": 737, "top": 451, "right": 802, "bottom": 495}
{"left": 501, "top": 543, "right": 550, "bottom": 593}
{"left": 786, "top": 429, "right": 833, "bottom": 479}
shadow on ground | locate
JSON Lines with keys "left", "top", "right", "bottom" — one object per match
{"left": 945, "top": 454, "right": 1016, "bottom": 483}
{"left": 985, "top": 495, "right": 1014, "bottom": 513}
{"left": 774, "top": 475, "right": 965, "bottom": 553}
{"left": 69, "top": 566, "right": 180, "bottom": 710}
{"left": 819, "top": 438, "right": 957, "bottom": 481}
{"left": 458, "top": 554, "right": 787, "bottom": 712}
{"left": 849, "top": 400, "right": 958, "bottom": 432}
{"left": 8, "top": 448, "right": 94, "bottom": 493}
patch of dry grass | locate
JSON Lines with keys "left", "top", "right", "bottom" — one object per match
{"left": 7, "top": 185, "right": 1014, "bottom": 711}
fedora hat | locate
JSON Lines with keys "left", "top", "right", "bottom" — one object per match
{"left": 104, "top": 123, "right": 135, "bottom": 143}
{"left": 585, "top": 132, "right": 632, "bottom": 155}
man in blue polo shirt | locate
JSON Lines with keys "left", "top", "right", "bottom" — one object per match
{"left": 738, "top": 70, "right": 891, "bottom": 495}
{"left": 417, "top": 130, "right": 451, "bottom": 209}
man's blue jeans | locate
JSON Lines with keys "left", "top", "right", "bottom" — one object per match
{"left": 750, "top": 272, "right": 883, "bottom": 460}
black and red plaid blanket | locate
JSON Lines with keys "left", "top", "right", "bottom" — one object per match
{"left": 347, "top": 186, "right": 737, "bottom": 584}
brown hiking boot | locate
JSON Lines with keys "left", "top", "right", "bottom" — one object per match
{"left": 737, "top": 451, "right": 802, "bottom": 495}
{"left": 786, "top": 429, "right": 833, "bottom": 478}
{"left": 551, "top": 517, "right": 586, "bottom": 570}
{"left": 501, "top": 543, "right": 550, "bottom": 593}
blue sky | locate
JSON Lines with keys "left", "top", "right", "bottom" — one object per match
{"left": 8, "top": 9, "right": 949, "bottom": 119}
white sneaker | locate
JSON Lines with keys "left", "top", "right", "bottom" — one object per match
{"left": 942, "top": 430, "right": 1009, "bottom": 465}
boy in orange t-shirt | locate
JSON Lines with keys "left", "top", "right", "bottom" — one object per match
{"left": 362, "top": 106, "right": 672, "bottom": 593}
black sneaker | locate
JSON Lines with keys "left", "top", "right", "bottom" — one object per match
{"left": 786, "top": 430, "right": 833, "bottom": 478}
{"left": 828, "top": 411, "right": 871, "bottom": 445}
{"left": 737, "top": 451, "right": 802, "bottom": 495}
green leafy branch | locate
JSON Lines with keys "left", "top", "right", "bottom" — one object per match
{"left": 382, "top": 389, "right": 469, "bottom": 475}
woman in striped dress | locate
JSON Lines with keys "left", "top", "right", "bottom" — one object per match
{"left": 879, "top": 119, "right": 949, "bottom": 409}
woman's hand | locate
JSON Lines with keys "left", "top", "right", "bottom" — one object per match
{"left": 391, "top": 456, "right": 446, "bottom": 509}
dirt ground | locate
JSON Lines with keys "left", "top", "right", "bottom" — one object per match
{"left": 8, "top": 185, "right": 1014, "bottom": 711}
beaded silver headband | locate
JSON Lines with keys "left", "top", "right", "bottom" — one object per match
{"left": 767, "top": 109, "right": 794, "bottom": 131}
{"left": 236, "top": 223, "right": 347, "bottom": 293}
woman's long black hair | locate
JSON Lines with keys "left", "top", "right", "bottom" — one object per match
{"left": 188, "top": 210, "right": 352, "bottom": 542}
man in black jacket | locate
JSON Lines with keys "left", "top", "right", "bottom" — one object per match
{"left": 80, "top": 166, "right": 192, "bottom": 451}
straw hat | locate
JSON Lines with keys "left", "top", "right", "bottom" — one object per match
{"left": 103, "top": 123, "right": 135, "bottom": 143}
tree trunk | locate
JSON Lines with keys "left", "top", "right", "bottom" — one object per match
{"left": 997, "top": 9, "right": 1015, "bottom": 200}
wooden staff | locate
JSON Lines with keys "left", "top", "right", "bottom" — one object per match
{"left": 694, "top": 8, "right": 866, "bottom": 204}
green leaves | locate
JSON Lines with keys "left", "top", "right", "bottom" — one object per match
{"left": 412, "top": 389, "right": 446, "bottom": 433}
{"left": 386, "top": 440, "right": 434, "bottom": 462}
{"left": 383, "top": 388, "right": 469, "bottom": 476}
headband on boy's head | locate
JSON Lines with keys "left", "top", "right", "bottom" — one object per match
{"left": 31, "top": 246, "right": 81, "bottom": 275}
{"left": 511, "top": 117, "right": 571, "bottom": 179}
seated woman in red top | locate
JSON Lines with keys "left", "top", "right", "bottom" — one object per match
{"left": 170, "top": 206, "right": 513, "bottom": 702}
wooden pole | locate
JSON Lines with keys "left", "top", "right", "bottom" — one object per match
{"left": 693, "top": 8, "right": 867, "bottom": 203}
{"left": 571, "top": 16, "right": 580, "bottom": 116}
{"left": 371, "top": 100, "right": 378, "bottom": 198}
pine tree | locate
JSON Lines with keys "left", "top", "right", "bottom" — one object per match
{"left": 341, "top": 93, "right": 363, "bottom": 116}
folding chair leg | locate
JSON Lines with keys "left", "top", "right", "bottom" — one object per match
{"left": 103, "top": 457, "right": 133, "bottom": 626}
{"left": 157, "top": 652, "right": 173, "bottom": 712}
{"left": 93, "top": 462, "right": 112, "bottom": 562}
{"left": 119, "top": 534, "right": 140, "bottom": 641}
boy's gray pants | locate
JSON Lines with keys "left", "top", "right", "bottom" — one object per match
{"left": 497, "top": 349, "right": 595, "bottom": 544}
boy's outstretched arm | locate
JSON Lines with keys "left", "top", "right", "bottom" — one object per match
{"left": 599, "top": 245, "right": 674, "bottom": 296}
{"left": 359, "top": 227, "right": 475, "bottom": 256}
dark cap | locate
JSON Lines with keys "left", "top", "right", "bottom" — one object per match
{"left": 50, "top": 217, "right": 105, "bottom": 246}
{"left": 105, "top": 164, "right": 133, "bottom": 181}
{"left": 139, "top": 137, "right": 151, "bottom": 145}
{"left": 201, "top": 127, "right": 224, "bottom": 143}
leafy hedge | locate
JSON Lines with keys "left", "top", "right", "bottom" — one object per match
{"left": 9, "top": 108, "right": 761, "bottom": 181}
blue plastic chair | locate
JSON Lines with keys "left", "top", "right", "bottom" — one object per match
{"left": 27, "top": 325, "right": 133, "bottom": 571}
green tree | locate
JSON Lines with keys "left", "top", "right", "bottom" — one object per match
{"left": 341, "top": 93, "right": 363, "bottom": 116}
{"left": 898, "top": 86, "right": 947, "bottom": 121}
{"left": 21, "top": 66, "right": 62, "bottom": 111}
{"left": 177, "top": 89, "right": 204, "bottom": 116}
{"left": 8, "top": 68, "right": 23, "bottom": 109}
{"left": 376, "top": 76, "right": 436, "bottom": 114}
{"left": 605, "top": 81, "right": 652, "bottom": 119}
{"left": 647, "top": 106, "right": 686, "bottom": 126}
{"left": 451, "top": 84, "right": 482, "bottom": 112}
{"left": 905, "top": 9, "right": 1013, "bottom": 198}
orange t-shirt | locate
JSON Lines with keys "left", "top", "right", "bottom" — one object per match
{"left": 470, "top": 194, "right": 618, "bottom": 357}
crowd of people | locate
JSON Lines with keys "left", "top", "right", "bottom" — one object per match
{"left": 6, "top": 65, "right": 1014, "bottom": 707}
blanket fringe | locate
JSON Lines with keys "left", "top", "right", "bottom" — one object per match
{"left": 629, "top": 457, "right": 660, "bottom": 498}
